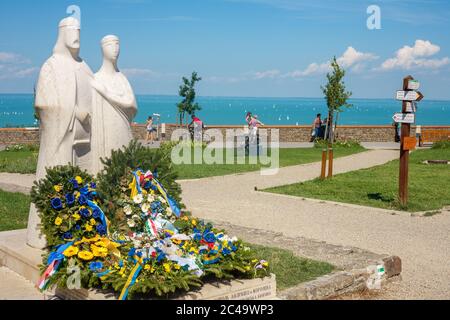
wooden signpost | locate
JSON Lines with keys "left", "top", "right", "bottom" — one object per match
{"left": 394, "top": 75, "right": 424, "bottom": 206}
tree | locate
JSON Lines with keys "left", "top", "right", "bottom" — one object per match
{"left": 321, "top": 57, "right": 352, "bottom": 143}
{"left": 176, "top": 71, "right": 202, "bottom": 125}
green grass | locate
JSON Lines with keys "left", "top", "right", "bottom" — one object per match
{"left": 265, "top": 148, "right": 450, "bottom": 212}
{"left": 174, "top": 145, "right": 365, "bottom": 179}
{"left": 247, "top": 243, "right": 334, "bottom": 290}
{"left": 0, "top": 189, "right": 30, "bottom": 231}
{"left": 0, "top": 145, "right": 364, "bottom": 179}
{"left": 0, "top": 150, "right": 38, "bottom": 174}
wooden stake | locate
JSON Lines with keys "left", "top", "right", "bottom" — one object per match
{"left": 398, "top": 75, "right": 413, "bottom": 206}
{"left": 328, "top": 148, "right": 333, "bottom": 178}
{"left": 321, "top": 149, "right": 327, "bottom": 179}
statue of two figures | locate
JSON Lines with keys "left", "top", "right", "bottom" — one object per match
{"left": 27, "top": 17, "right": 138, "bottom": 248}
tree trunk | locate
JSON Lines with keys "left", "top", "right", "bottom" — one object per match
{"left": 328, "top": 110, "right": 334, "bottom": 144}
{"left": 334, "top": 112, "right": 340, "bottom": 142}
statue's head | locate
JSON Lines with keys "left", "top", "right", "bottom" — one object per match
{"left": 53, "top": 17, "right": 81, "bottom": 57}
{"left": 101, "top": 35, "right": 120, "bottom": 62}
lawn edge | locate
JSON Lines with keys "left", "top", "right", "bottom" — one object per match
{"left": 257, "top": 190, "right": 449, "bottom": 217}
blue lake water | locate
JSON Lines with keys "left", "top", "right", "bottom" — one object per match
{"left": 0, "top": 94, "right": 449, "bottom": 127}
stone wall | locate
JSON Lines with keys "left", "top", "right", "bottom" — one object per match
{"left": 1, "top": 124, "right": 449, "bottom": 145}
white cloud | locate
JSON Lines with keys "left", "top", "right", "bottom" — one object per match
{"left": 252, "top": 69, "right": 281, "bottom": 79}
{"left": 0, "top": 52, "right": 36, "bottom": 80}
{"left": 14, "top": 67, "right": 39, "bottom": 78}
{"left": 379, "top": 40, "right": 449, "bottom": 71}
{"left": 121, "top": 68, "right": 159, "bottom": 77}
{"left": 285, "top": 46, "right": 377, "bottom": 78}
{"left": 337, "top": 46, "right": 378, "bottom": 69}
{"left": 0, "top": 52, "right": 31, "bottom": 64}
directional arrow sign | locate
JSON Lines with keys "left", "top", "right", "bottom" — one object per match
{"left": 396, "top": 91, "right": 424, "bottom": 101}
{"left": 405, "top": 102, "right": 417, "bottom": 113}
{"left": 407, "top": 80, "right": 420, "bottom": 90}
{"left": 392, "top": 113, "right": 415, "bottom": 124}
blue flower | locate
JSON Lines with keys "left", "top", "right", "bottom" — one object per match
{"left": 50, "top": 198, "right": 63, "bottom": 210}
{"left": 128, "top": 248, "right": 136, "bottom": 257}
{"left": 78, "top": 194, "right": 87, "bottom": 205}
{"left": 92, "top": 208, "right": 101, "bottom": 219}
{"left": 156, "top": 252, "right": 166, "bottom": 262}
{"left": 75, "top": 224, "right": 81, "bottom": 231}
{"left": 193, "top": 234, "right": 202, "bottom": 241}
{"left": 144, "top": 181, "right": 152, "bottom": 189}
{"left": 69, "top": 178, "right": 79, "bottom": 189}
{"left": 222, "top": 248, "right": 231, "bottom": 256}
{"left": 89, "top": 261, "right": 103, "bottom": 272}
{"left": 80, "top": 186, "right": 89, "bottom": 195}
{"left": 63, "top": 232, "right": 72, "bottom": 239}
{"left": 90, "top": 182, "right": 96, "bottom": 189}
{"left": 96, "top": 224, "right": 106, "bottom": 235}
{"left": 204, "top": 232, "right": 216, "bottom": 243}
{"left": 231, "top": 245, "right": 237, "bottom": 252}
{"left": 80, "top": 208, "right": 90, "bottom": 218}
{"left": 65, "top": 193, "right": 75, "bottom": 206}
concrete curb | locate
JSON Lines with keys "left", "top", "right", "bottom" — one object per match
{"left": 210, "top": 220, "right": 402, "bottom": 300}
{"left": 278, "top": 256, "right": 402, "bottom": 300}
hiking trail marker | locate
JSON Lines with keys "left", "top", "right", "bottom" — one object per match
{"left": 396, "top": 75, "right": 424, "bottom": 206}
{"left": 392, "top": 113, "right": 415, "bottom": 124}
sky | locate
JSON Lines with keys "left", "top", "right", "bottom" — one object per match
{"left": 0, "top": 0, "right": 449, "bottom": 99}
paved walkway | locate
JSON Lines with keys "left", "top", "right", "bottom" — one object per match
{"left": 1, "top": 148, "right": 449, "bottom": 299}
{"left": 0, "top": 267, "right": 45, "bottom": 300}
{"left": 179, "top": 149, "right": 450, "bottom": 299}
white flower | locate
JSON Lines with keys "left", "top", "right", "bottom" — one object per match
{"left": 133, "top": 194, "right": 143, "bottom": 204}
{"left": 127, "top": 219, "right": 135, "bottom": 228}
{"left": 147, "top": 194, "right": 155, "bottom": 202}
{"left": 166, "top": 207, "right": 173, "bottom": 216}
{"left": 141, "top": 203, "right": 150, "bottom": 213}
{"left": 124, "top": 205, "right": 133, "bottom": 216}
{"left": 231, "top": 236, "right": 238, "bottom": 242}
{"left": 132, "top": 214, "right": 140, "bottom": 221}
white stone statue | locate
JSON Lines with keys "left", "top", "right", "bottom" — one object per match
{"left": 27, "top": 17, "right": 94, "bottom": 248}
{"left": 91, "top": 35, "right": 137, "bottom": 174}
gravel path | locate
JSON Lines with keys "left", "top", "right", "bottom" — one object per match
{"left": 179, "top": 150, "right": 450, "bottom": 299}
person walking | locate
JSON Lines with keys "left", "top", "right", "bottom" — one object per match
{"left": 311, "top": 113, "right": 322, "bottom": 142}
{"left": 188, "top": 114, "right": 204, "bottom": 142}
{"left": 248, "top": 114, "right": 264, "bottom": 155}
{"left": 146, "top": 116, "right": 156, "bottom": 143}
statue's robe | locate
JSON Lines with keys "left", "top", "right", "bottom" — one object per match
{"left": 91, "top": 71, "right": 137, "bottom": 174}
{"left": 27, "top": 54, "right": 94, "bottom": 248}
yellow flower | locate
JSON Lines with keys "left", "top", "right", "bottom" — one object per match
{"left": 53, "top": 184, "right": 63, "bottom": 192}
{"left": 252, "top": 259, "right": 258, "bottom": 263}
{"left": 189, "top": 247, "right": 199, "bottom": 254}
{"left": 54, "top": 217, "right": 62, "bottom": 226}
{"left": 85, "top": 224, "right": 93, "bottom": 232}
{"left": 90, "top": 218, "right": 96, "bottom": 226}
{"left": 72, "top": 213, "right": 81, "bottom": 221}
{"left": 244, "top": 265, "right": 251, "bottom": 271}
{"left": 78, "top": 250, "right": 94, "bottom": 261}
{"left": 91, "top": 244, "right": 108, "bottom": 257}
{"left": 262, "top": 262, "right": 269, "bottom": 267}
{"left": 174, "top": 264, "right": 181, "bottom": 270}
{"left": 74, "top": 191, "right": 80, "bottom": 199}
{"left": 75, "top": 176, "right": 83, "bottom": 184}
{"left": 119, "top": 267, "right": 126, "bottom": 275}
{"left": 172, "top": 238, "right": 181, "bottom": 245}
{"left": 144, "top": 264, "right": 150, "bottom": 270}
{"left": 191, "top": 219, "right": 197, "bottom": 226}
{"left": 163, "top": 263, "right": 171, "bottom": 273}
{"left": 63, "top": 246, "right": 79, "bottom": 257}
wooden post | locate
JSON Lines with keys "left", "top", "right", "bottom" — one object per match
{"left": 398, "top": 76, "right": 413, "bottom": 206}
{"left": 320, "top": 149, "right": 327, "bottom": 179}
{"left": 328, "top": 148, "right": 333, "bottom": 178}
